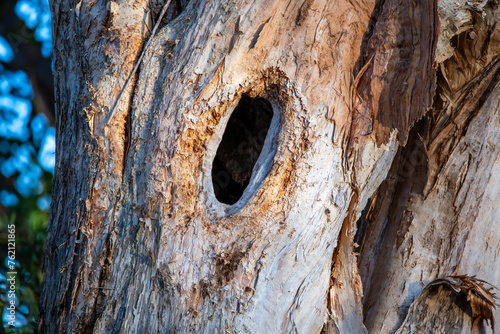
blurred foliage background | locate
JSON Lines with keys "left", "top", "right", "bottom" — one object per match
{"left": 0, "top": 0, "right": 54, "bottom": 332}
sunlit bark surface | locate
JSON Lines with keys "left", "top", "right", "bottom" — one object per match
{"left": 40, "top": 0, "right": 499, "bottom": 333}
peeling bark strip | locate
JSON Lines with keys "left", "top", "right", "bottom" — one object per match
{"left": 41, "top": 0, "right": 500, "bottom": 333}
{"left": 352, "top": 0, "right": 439, "bottom": 147}
{"left": 107, "top": 0, "right": 174, "bottom": 126}
{"left": 324, "top": 191, "right": 368, "bottom": 334}
{"left": 396, "top": 276, "right": 498, "bottom": 334}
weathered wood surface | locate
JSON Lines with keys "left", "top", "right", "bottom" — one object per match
{"left": 358, "top": 0, "right": 500, "bottom": 332}
{"left": 39, "top": 0, "right": 499, "bottom": 332}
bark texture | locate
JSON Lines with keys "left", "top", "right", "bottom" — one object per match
{"left": 40, "top": 0, "right": 499, "bottom": 333}
{"left": 357, "top": 0, "right": 500, "bottom": 332}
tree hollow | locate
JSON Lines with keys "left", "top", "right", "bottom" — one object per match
{"left": 211, "top": 95, "right": 273, "bottom": 204}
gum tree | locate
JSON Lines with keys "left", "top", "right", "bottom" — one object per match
{"left": 40, "top": 0, "right": 500, "bottom": 332}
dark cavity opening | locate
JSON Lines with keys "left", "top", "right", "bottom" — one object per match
{"left": 212, "top": 95, "right": 274, "bottom": 205}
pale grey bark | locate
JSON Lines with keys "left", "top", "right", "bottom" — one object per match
{"left": 40, "top": 0, "right": 499, "bottom": 333}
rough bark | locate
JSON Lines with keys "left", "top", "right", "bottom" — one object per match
{"left": 39, "top": 0, "right": 499, "bottom": 333}
{"left": 358, "top": 0, "right": 500, "bottom": 332}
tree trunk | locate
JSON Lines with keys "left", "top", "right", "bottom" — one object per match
{"left": 39, "top": 0, "right": 500, "bottom": 333}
